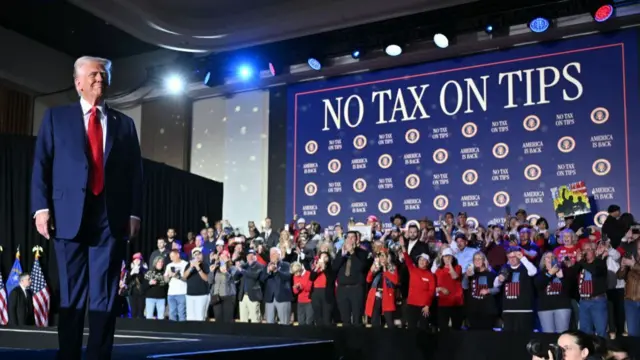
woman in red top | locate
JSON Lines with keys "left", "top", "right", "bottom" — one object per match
{"left": 292, "top": 262, "right": 313, "bottom": 325}
{"left": 365, "top": 250, "right": 398, "bottom": 328}
{"left": 309, "top": 252, "right": 335, "bottom": 326}
{"left": 434, "top": 247, "right": 464, "bottom": 331}
{"left": 402, "top": 249, "right": 435, "bottom": 330}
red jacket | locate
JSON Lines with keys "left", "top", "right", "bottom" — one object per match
{"left": 403, "top": 252, "right": 436, "bottom": 307}
{"left": 293, "top": 270, "right": 312, "bottom": 303}
{"left": 434, "top": 265, "right": 464, "bottom": 307}
{"left": 365, "top": 268, "right": 398, "bottom": 316}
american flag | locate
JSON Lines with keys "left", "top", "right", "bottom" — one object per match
{"left": 547, "top": 277, "right": 563, "bottom": 296}
{"left": 579, "top": 269, "right": 593, "bottom": 298}
{"left": 472, "top": 275, "right": 489, "bottom": 299}
{"left": 31, "top": 255, "right": 50, "bottom": 327}
{"left": 0, "top": 271, "right": 7, "bottom": 325}
{"left": 505, "top": 272, "right": 521, "bottom": 299}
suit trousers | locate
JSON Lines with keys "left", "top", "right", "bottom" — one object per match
{"left": 239, "top": 294, "right": 261, "bottom": 323}
{"left": 53, "top": 192, "right": 124, "bottom": 360}
{"left": 297, "top": 302, "right": 314, "bottom": 325}
{"left": 336, "top": 284, "right": 364, "bottom": 326}
{"left": 265, "top": 300, "right": 291, "bottom": 325}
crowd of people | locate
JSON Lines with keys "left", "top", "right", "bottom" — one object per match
{"left": 117, "top": 206, "right": 640, "bottom": 341}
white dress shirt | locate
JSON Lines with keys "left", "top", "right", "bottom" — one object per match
{"left": 80, "top": 97, "right": 107, "bottom": 150}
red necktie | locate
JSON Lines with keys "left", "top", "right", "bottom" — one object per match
{"left": 87, "top": 106, "right": 104, "bottom": 195}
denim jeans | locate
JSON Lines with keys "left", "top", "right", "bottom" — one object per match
{"left": 624, "top": 300, "right": 640, "bottom": 337}
{"left": 168, "top": 295, "right": 186, "bottom": 321}
{"left": 538, "top": 309, "right": 571, "bottom": 333}
{"left": 579, "top": 297, "right": 608, "bottom": 337}
{"left": 145, "top": 298, "right": 166, "bottom": 320}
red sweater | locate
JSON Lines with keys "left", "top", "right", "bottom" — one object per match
{"left": 293, "top": 271, "right": 312, "bottom": 303}
{"left": 312, "top": 272, "right": 327, "bottom": 288}
{"left": 434, "top": 265, "right": 464, "bottom": 307}
{"left": 402, "top": 252, "right": 436, "bottom": 307}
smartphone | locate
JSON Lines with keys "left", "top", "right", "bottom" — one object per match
{"left": 324, "top": 228, "right": 330, "bottom": 237}
{"left": 284, "top": 224, "right": 290, "bottom": 232}
{"left": 505, "top": 205, "right": 511, "bottom": 216}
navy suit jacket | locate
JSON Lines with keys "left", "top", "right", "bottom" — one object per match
{"left": 30, "top": 102, "right": 143, "bottom": 240}
{"left": 261, "top": 261, "right": 293, "bottom": 303}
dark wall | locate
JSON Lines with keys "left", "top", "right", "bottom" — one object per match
{"left": 0, "top": 135, "right": 222, "bottom": 319}
{"left": 267, "top": 87, "right": 288, "bottom": 228}
{"left": 140, "top": 96, "right": 193, "bottom": 171}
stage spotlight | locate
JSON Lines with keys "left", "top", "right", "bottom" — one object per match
{"left": 385, "top": 44, "right": 402, "bottom": 57}
{"left": 593, "top": 4, "right": 614, "bottom": 23}
{"left": 308, "top": 57, "right": 322, "bottom": 70}
{"left": 529, "top": 17, "right": 550, "bottom": 33}
{"left": 352, "top": 50, "right": 361, "bottom": 59}
{"left": 433, "top": 33, "right": 449, "bottom": 48}
{"left": 165, "top": 74, "right": 185, "bottom": 94}
{"left": 237, "top": 64, "right": 254, "bottom": 80}
{"left": 485, "top": 25, "right": 494, "bottom": 34}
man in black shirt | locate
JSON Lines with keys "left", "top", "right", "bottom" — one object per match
{"left": 576, "top": 242, "right": 608, "bottom": 337}
{"left": 184, "top": 249, "right": 210, "bottom": 321}
{"left": 332, "top": 231, "right": 368, "bottom": 325}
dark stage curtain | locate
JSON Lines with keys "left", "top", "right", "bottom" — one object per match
{"left": 0, "top": 135, "right": 222, "bottom": 318}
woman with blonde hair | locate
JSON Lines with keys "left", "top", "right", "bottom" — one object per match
{"left": 278, "top": 230, "right": 297, "bottom": 263}
{"left": 535, "top": 251, "right": 573, "bottom": 333}
{"left": 463, "top": 251, "right": 499, "bottom": 330}
{"left": 365, "top": 249, "right": 398, "bottom": 327}
{"left": 316, "top": 240, "right": 335, "bottom": 259}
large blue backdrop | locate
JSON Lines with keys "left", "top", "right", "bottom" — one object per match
{"left": 286, "top": 30, "right": 640, "bottom": 228}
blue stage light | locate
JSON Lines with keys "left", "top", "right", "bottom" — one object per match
{"left": 352, "top": 50, "right": 361, "bottom": 59}
{"left": 237, "top": 65, "right": 253, "bottom": 80}
{"left": 308, "top": 58, "right": 322, "bottom": 70}
{"left": 485, "top": 25, "right": 493, "bottom": 33}
{"left": 529, "top": 17, "right": 550, "bottom": 33}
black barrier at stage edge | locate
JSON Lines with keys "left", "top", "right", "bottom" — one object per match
{"left": 114, "top": 318, "right": 640, "bottom": 360}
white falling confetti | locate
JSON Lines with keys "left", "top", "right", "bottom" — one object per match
{"left": 240, "top": 126, "right": 247, "bottom": 135}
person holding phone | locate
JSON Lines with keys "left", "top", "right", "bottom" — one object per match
{"left": 364, "top": 250, "right": 398, "bottom": 327}
{"left": 163, "top": 250, "right": 189, "bottom": 321}
{"left": 535, "top": 252, "right": 574, "bottom": 333}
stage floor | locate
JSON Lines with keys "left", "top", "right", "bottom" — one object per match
{"left": 0, "top": 327, "right": 332, "bottom": 359}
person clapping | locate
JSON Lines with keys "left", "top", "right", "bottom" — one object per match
{"left": 365, "top": 250, "right": 398, "bottom": 328}
{"left": 401, "top": 243, "right": 435, "bottom": 330}
{"left": 184, "top": 249, "right": 210, "bottom": 321}
{"left": 434, "top": 248, "right": 464, "bottom": 331}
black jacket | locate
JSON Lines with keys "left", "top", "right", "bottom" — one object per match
{"left": 235, "top": 261, "right": 265, "bottom": 302}
{"left": 9, "top": 287, "right": 35, "bottom": 326}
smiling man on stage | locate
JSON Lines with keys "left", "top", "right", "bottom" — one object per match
{"left": 31, "top": 56, "right": 142, "bottom": 360}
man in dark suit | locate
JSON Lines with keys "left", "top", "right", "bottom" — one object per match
{"left": 8, "top": 273, "right": 35, "bottom": 326}
{"left": 332, "top": 231, "right": 369, "bottom": 326}
{"left": 31, "top": 56, "right": 142, "bottom": 360}
{"left": 234, "top": 249, "right": 264, "bottom": 323}
{"left": 261, "top": 247, "right": 292, "bottom": 324}
{"left": 261, "top": 217, "right": 280, "bottom": 249}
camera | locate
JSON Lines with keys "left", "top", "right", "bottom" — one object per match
{"left": 526, "top": 340, "right": 564, "bottom": 360}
